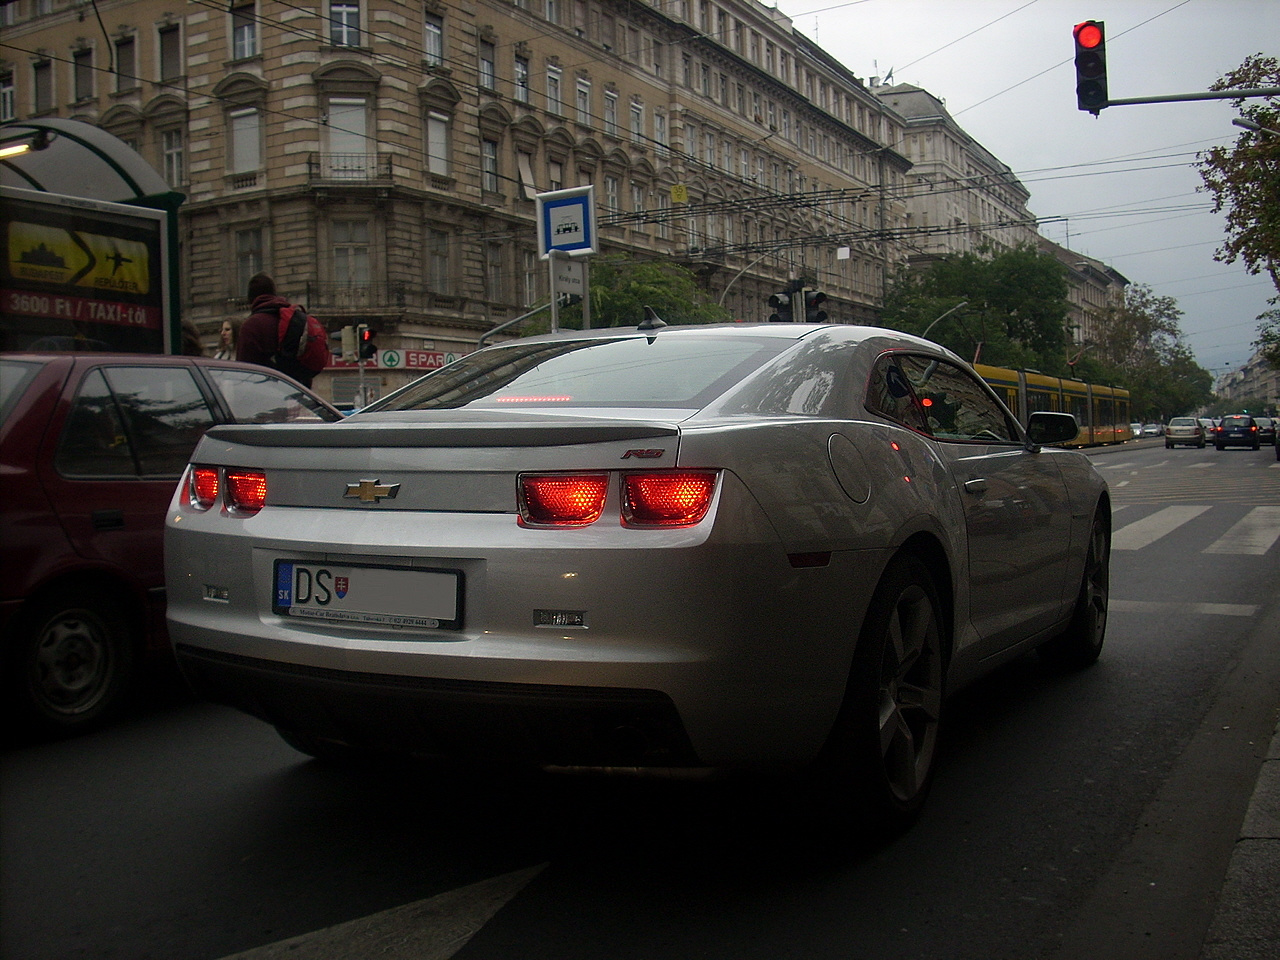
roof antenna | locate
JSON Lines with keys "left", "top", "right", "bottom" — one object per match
{"left": 637, "top": 305, "right": 667, "bottom": 331}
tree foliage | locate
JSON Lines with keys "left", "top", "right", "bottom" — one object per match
{"left": 1196, "top": 54, "right": 1280, "bottom": 294}
{"left": 880, "top": 244, "right": 1070, "bottom": 371}
{"left": 547, "top": 256, "right": 731, "bottom": 330}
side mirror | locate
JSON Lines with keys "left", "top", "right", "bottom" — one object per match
{"left": 1027, "top": 411, "right": 1079, "bottom": 447}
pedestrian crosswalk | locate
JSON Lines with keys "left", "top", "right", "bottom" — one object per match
{"left": 1112, "top": 504, "right": 1280, "bottom": 555}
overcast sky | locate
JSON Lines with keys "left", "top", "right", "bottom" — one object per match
{"left": 789, "top": 0, "right": 1276, "bottom": 377}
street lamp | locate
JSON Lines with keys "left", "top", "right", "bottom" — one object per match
{"left": 920, "top": 301, "right": 968, "bottom": 340}
{"left": 1233, "top": 117, "right": 1280, "bottom": 137}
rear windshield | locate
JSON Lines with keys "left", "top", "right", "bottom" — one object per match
{"left": 370, "top": 335, "right": 789, "bottom": 411}
{"left": 1169, "top": 418, "right": 1196, "bottom": 426}
{"left": 1223, "top": 416, "right": 1252, "bottom": 425}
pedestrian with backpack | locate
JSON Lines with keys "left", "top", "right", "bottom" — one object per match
{"left": 237, "top": 273, "right": 331, "bottom": 388}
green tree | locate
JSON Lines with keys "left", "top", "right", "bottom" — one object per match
{"left": 1196, "top": 55, "right": 1280, "bottom": 294}
{"left": 881, "top": 244, "right": 1070, "bottom": 370}
{"left": 551, "top": 256, "right": 732, "bottom": 329}
{"left": 1092, "top": 285, "right": 1213, "bottom": 419}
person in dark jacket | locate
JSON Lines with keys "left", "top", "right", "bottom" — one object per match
{"left": 237, "top": 273, "right": 311, "bottom": 384}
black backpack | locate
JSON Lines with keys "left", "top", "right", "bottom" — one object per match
{"left": 270, "top": 304, "right": 329, "bottom": 385}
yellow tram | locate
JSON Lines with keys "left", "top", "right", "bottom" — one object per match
{"left": 975, "top": 364, "right": 1133, "bottom": 446}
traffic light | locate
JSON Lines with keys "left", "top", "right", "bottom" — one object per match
{"left": 803, "top": 290, "right": 828, "bottom": 323}
{"left": 767, "top": 292, "right": 793, "bottom": 322}
{"left": 1073, "top": 20, "right": 1108, "bottom": 114}
{"left": 357, "top": 324, "right": 377, "bottom": 360}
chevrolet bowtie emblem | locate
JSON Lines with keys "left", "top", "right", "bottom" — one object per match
{"left": 344, "top": 479, "right": 400, "bottom": 503}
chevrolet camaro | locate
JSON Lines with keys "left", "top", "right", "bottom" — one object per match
{"left": 165, "top": 321, "right": 1110, "bottom": 829}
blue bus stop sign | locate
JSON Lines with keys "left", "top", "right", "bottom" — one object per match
{"left": 537, "top": 186, "right": 596, "bottom": 258}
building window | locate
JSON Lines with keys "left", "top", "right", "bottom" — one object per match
{"left": 426, "top": 111, "right": 449, "bottom": 175}
{"left": 479, "top": 41, "right": 496, "bottom": 90}
{"left": 545, "top": 0, "right": 558, "bottom": 24}
{"left": 427, "top": 229, "right": 450, "bottom": 291}
{"left": 545, "top": 65, "right": 562, "bottom": 114}
{"left": 703, "top": 131, "right": 714, "bottom": 166}
{"left": 232, "top": 3, "right": 257, "bottom": 60}
{"left": 330, "top": 3, "right": 360, "bottom": 47}
{"left": 162, "top": 128, "right": 184, "bottom": 185}
{"left": 33, "top": 60, "right": 53, "bottom": 113}
{"left": 115, "top": 37, "right": 137, "bottom": 91}
{"left": 600, "top": 91, "right": 618, "bottom": 138}
{"left": 630, "top": 181, "right": 645, "bottom": 216}
{"left": 485, "top": 243, "right": 503, "bottom": 300}
{"left": 576, "top": 78, "right": 591, "bottom": 125}
{"left": 481, "top": 138, "right": 499, "bottom": 192}
{"left": 159, "top": 25, "right": 182, "bottom": 82}
{"left": 654, "top": 112, "right": 667, "bottom": 157}
{"left": 424, "top": 13, "right": 444, "bottom": 66}
{"left": 327, "top": 97, "right": 368, "bottom": 175}
{"left": 629, "top": 102, "right": 643, "bottom": 143}
{"left": 522, "top": 250, "right": 538, "bottom": 306}
{"left": 514, "top": 56, "right": 530, "bottom": 103}
{"left": 0, "top": 72, "right": 13, "bottom": 121}
{"left": 236, "top": 228, "right": 264, "bottom": 294}
{"left": 333, "top": 221, "right": 370, "bottom": 284}
{"left": 604, "top": 175, "right": 618, "bottom": 214}
{"left": 73, "top": 48, "right": 94, "bottom": 101}
{"left": 229, "top": 108, "right": 260, "bottom": 173}
{"left": 548, "top": 159, "right": 563, "bottom": 191}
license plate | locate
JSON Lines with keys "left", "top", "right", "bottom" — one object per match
{"left": 273, "top": 561, "right": 463, "bottom": 630}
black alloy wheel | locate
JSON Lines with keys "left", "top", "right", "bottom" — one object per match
{"left": 1040, "top": 509, "right": 1110, "bottom": 669}
{"left": 815, "top": 553, "right": 946, "bottom": 834}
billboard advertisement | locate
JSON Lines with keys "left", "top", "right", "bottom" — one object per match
{"left": 1, "top": 186, "right": 170, "bottom": 353}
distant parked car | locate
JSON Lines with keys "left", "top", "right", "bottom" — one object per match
{"left": 1143, "top": 423, "right": 1163, "bottom": 437}
{"left": 1164, "top": 417, "right": 1205, "bottom": 448}
{"left": 0, "top": 353, "right": 341, "bottom": 735}
{"left": 1130, "top": 422, "right": 1143, "bottom": 439}
{"left": 1214, "top": 414, "right": 1260, "bottom": 451}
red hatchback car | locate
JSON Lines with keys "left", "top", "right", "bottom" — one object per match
{"left": 1, "top": 353, "right": 340, "bottom": 735}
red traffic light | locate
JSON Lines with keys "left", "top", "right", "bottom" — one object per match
{"left": 1073, "top": 19, "right": 1108, "bottom": 114}
{"left": 1074, "top": 21, "right": 1103, "bottom": 49}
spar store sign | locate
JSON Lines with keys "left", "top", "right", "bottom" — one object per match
{"left": 331, "top": 349, "right": 460, "bottom": 369}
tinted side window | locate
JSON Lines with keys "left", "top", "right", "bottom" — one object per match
{"left": 866, "top": 356, "right": 930, "bottom": 433}
{"left": 894, "top": 355, "right": 1018, "bottom": 442}
{"left": 102, "top": 366, "right": 218, "bottom": 476}
{"left": 204, "top": 367, "right": 338, "bottom": 423}
{"left": 55, "top": 369, "right": 135, "bottom": 477}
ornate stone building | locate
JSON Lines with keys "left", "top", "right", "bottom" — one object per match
{"left": 873, "top": 82, "right": 1038, "bottom": 263}
{"left": 1, "top": 0, "right": 914, "bottom": 401}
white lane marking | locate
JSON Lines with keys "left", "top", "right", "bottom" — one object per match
{"left": 1203, "top": 506, "right": 1280, "bottom": 556}
{"left": 216, "top": 864, "right": 547, "bottom": 960}
{"left": 1112, "top": 505, "right": 1211, "bottom": 550}
{"left": 1187, "top": 462, "right": 1215, "bottom": 469}
{"left": 1095, "top": 461, "right": 1139, "bottom": 470}
{"left": 1111, "top": 600, "right": 1259, "bottom": 617}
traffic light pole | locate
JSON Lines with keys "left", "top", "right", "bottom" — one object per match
{"left": 1101, "top": 87, "right": 1280, "bottom": 108}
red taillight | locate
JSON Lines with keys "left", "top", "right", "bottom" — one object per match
{"left": 225, "top": 469, "right": 268, "bottom": 513}
{"left": 519, "top": 474, "right": 609, "bottom": 526}
{"left": 190, "top": 466, "right": 220, "bottom": 510}
{"left": 623, "top": 472, "right": 717, "bottom": 527}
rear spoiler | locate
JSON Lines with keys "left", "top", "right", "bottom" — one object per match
{"left": 205, "top": 419, "right": 680, "bottom": 448}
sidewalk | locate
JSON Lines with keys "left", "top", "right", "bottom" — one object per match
{"left": 1199, "top": 719, "right": 1280, "bottom": 959}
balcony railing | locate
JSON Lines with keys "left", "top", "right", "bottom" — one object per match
{"left": 302, "top": 281, "right": 408, "bottom": 312}
{"left": 307, "top": 153, "right": 393, "bottom": 184}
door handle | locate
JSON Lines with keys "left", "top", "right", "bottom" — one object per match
{"left": 963, "top": 478, "right": 988, "bottom": 495}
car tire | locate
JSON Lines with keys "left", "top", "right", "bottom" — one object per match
{"left": 1253, "top": 441, "right": 1260, "bottom": 451}
{"left": 8, "top": 588, "right": 137, "bottom": 735}
{"left": 1216, "top": 443, "right": 1224, "bottom": 451}
{"left": 1040, "top": 509, "right": 1110, "bottom": 670}
{"left": 812, "top": 553, "right": 946, "bottom": 834}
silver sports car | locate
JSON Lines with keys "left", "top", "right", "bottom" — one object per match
{"left": 165, "top": 321, "right": 1109, "bottom": 828}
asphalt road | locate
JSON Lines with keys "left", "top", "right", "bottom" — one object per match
{"left": 3, "top": 438, "right": 1279, "bottom": 960}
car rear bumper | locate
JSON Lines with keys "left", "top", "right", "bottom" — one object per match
{"left": 176, "top": 643, "right": 701, "bottom": 766}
